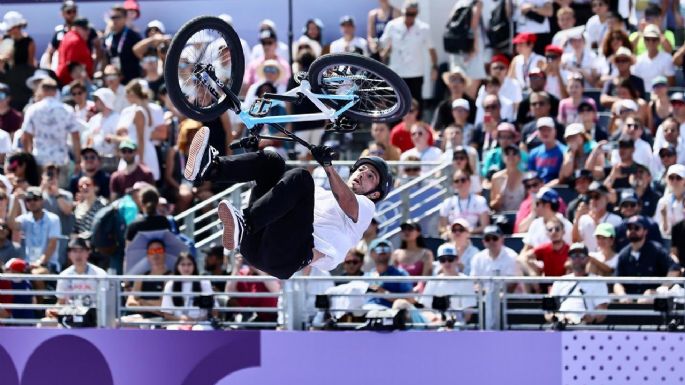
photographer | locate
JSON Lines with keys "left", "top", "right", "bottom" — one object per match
{"left": 160, "top": 253, "right": 215, "bottom": 330}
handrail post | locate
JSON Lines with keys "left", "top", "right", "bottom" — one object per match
{"left": 97, "top": 278, "right": 116, "bottom": 328}
{"left": 400, "top": 188, "right": 410, "bottom": 223}
{"left": 282, "top": 280, "right": 296, "bottom": 330}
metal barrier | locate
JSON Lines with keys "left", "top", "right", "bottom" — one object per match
{"left": 2, "top": 274, "right": 685, "bottom": 331}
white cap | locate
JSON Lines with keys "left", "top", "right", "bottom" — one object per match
{"left": 450, "top": 218, "right": 472, "bottom": 232}
{"left": 0, "top": 11, "right": 27, "bottom": 31}
{"left": 451, "top": 98, "right": 470, "bottom": 111}
{"left": 619, "top": 99, "right": 638, "bottom": 113}
{"left": 93, "top": 87, "right": 115, "bottom": 110}
{"left": 536, "top": 117, "right": 555, "bottom": 129}
{"left": 644, "top": 24, "right": 661, "bottom": 38}
{"left": 146, "top": 19, "right": 166, "bottom": 34}
{"left": 564, "top": 123, "right": 585, "bottom": 138}
{"left": 667, "top": 164, "right": 685, "bottom": 179}
{"left": 260, "top": 19, "right": 276, "bottom": 30}
{"left": 437, "top": 243, "right": 458, "bottom": 258}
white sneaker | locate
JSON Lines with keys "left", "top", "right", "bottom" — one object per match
{"left": 217, "top": 200, "right": 245, "bottom": 250}
{"left": 184, "top": 126, "right": 218, "bottom": 181}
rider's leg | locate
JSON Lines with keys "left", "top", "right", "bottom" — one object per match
{"left": 213, "top": 150, "right": 285, "bottom": 189}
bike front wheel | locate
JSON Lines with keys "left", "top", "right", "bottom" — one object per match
{"left": 307, "top": 53, "right": 412, "bottom": 123}
{"left": 164, "top": 16, "right": 245, "bottom": 121}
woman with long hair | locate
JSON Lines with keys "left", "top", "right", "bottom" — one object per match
{"left": 598, "top": 30, "right": 632, "bottom": 83}
{"left": 73, "top": 176, "right": 108, "bottom": 236}
{"left": 161, "top": 252, "right": 214, "bottom": 330}
{"left": 6, "top": 152, "right": 40, "bottom": 186}
{"left": 125, "top": 186, "right": 172, "bottom": 244}
{"left": 391, "top": 221, "right": 434, "bottom": 282}
{"left": 587, "top": 223, "right": 617, "bottom": 276}
{"left": 452, "top": 145, "right": 481, "bottom": 194}
{"left": 609, "top": 78, "right": 649, "bottom": 132}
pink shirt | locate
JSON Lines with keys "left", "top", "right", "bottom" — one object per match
{"left": 557, "top": 97, "right": 596, "bottom": 126}
{"left": 243, "top": 56, "right": 291, "bottom": 89}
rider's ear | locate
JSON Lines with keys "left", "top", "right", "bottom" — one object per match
{"left": 367, "top": 191, "right": 381, "bottom": 201}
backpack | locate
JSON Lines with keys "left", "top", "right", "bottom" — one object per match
{"left": 487, "top": 0, "right": 511, "bottom": 52}
{"left": 90, "top": 202, "right": 127, "bottom": 257}
{"left": 166, "top": 215, "right": 197, "bottom": 258}
{"left": 443, "top": 1, "right": 475, "bottom": 54}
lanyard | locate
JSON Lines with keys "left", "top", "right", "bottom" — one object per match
{"left": 107, "top": 28, "right": 128, "bottom": 55}
{"left": 457, "top": 194, "right": 472, "bottom": 213}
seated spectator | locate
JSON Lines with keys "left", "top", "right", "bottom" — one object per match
{"left": 606, "top": 81, "right": 649, "bottom": 129}
{"left": 548, "top": 243, "right": 609, "bottom": 324}
{"left": 0, "top": 258, "right": 34, "bottom": 321}
{"left": 392, "top": 222, "right": 434, "bottom": 279}
{"left": 613, "top": 190, "right": 662, "bottom": 252}
{"left": 474, "top": 76, "right": 515, "bottom": 124}
{"left": 647, "top": 76, "right": 672, "bottom": 134}
{"left": 632, "top": 25, "right": 675, "bottom": 92}
{"left": 470, "top": 94, "right": 507, "bottom": 157}
{"left": 519, "top": 216, "right": 569, "bottom": 292}
{"left": 202, "top": 245, "right": 229, "bottom": 292}
{"left": 516, "top": 69, "right": 561, "bottom": 125}
{"left": 527, "top": 117, "right": 567, "bottom": 184}
{"left": 521, "top": 188, "right": 572, "bottom": 251}
{"left": 672, "top": 218, "right": 685, "bottom": 269}
{"left": 551, "top": 7, "right": 583, "bottom": 52}
{"left": 431, "top": 69, "right": 476, "bottom": 132}
{"left": 399, "top": 123, "right": 442, "bottom": 175}
{"left": 654, "top": 164, "right": 685, "bottom": 236}
{"left": 433, "top": 99, "right": 475, "bottom": 148}
{"left": 445, "top": 218, "right": 480, "bottom": 275}
{"left": 109, "top": 140, "right": 154, "bottom": 201}
{"left": 588, "top": 223, "right": 618, "bottom": 276}
{"left": 577, "top": 101, "right": 609, "bottom": 143}
{"left": 225, "top": 254, "right": 280, "bottom": 323}
{"left": 85, "top": 88, "right": 120, "bottom": 162}
{"left": 364, "top": 239, "right": 413, "bottom": 309}
{"left": 613, "top": 215, "right": 680, "bottom": 298}
{"left": 584, "top": 0, "right": 611, "bottom": 50}
{"left": 420, "top": 243, "right": 477, "bottom": 324}
{"left": 102, "top": 65, "right": 129, "bottom": 113}
{"left": 125, "top": 186, "right": 171, "bottom": 244}
{"left": 439, "top": 169, "right": 490, "bottom": 235}
{"left": 626, "top": 164, "right": 660, "bottom": 217}
{"left": 477, "top": 55, "right": 523, "bottom": 116}
{"left": 489, "top": 145, "right": 526, "bottom": 212}
{"left": 540, "top": 46, "right": 568, "bottom": 100}
{"left": 335, "top": 249, "right": 365, "bottom": 285}
{"left": 598, "top": 35, "right": 640, "bottom": 94}
{"left": 329, "top": 16, "right": 368, "bottom": 55}
{"left": 557, "top": 73, "right": 596, "bottom": 125}
{"left": 61, "top": 63, "right": 98, "bottom": 100}
{"left": 609, "top": 116, "right": 654, "bottom": 175}
{"left": 559, "top": 123, "right": 604, "bottom": 183}
{"left": 565, "top": 169, "right": 593, "bottom": 221}
{"left": 441, "top": 127, "right": 479, "bottom": 170}
{"left": 452, "top": 146, "right": 481, "bottom": 194}
{"left": 46, "top": 237, "right": 106, "bottom": 318}
{"left": 125, "top": 239, "right": 172, "bottom": 320}
{"left": 515, "top": 171, "right": 542, "bottom": 232}
{"left": 395, "top": 155, "right": 421, "bottom": 185}
{"left": 508, "top": 32, "right": 545, "bottom": 91}
{"left": 653, "top": 110, "right": 685, "bottom": 168}
{"left": 390, "top": 99, "right": 433, "bottom": 152}
{"left": 470, "top": 226, "right": 519, "bottom": 289}
{"left": 6, "top": 152, "right": 40, "bottom": 187}
{"left": 482, "top": 122, "right": 528, "bottom": 180}
{"left": 629, "top": 4, "right": 675, "bottom": 56}
{"left": 520, "top": 92, "right": 565, "bottom": 150}
{"left": 0, "top": 216, "right": 22, "bottom": 264}
{"left": 243, "top": 28, "right": 291, "bottom": 93}
{"left": 360, "top": 123, "right": 401, "bottom": 161}
{"left": 572, "top": 182, "right": 622, "bottom": 252}
{"left": 653, "top": 143, "right": 679, "bottom": 194}
{"left": 73, "top": 176, "right": 107, "bottom": 238}
{"left": 67, "top": 81, "right": 94, "bottom": 122}
{"left": 561, "top": 31, "right": 599, "bottom": 87}
{"left": 69, "top": 147, "right": 111, "bottom": 199}
{"left": 603, "top": 136, "right": 639, "bottom": 190}
{"left": 160, "top": 253, "right": 214, "bottom": 330}
{"left": 0, "top": 83, "right": 23, "bottom": 141}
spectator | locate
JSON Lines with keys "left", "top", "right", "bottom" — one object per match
{"left": 451, "top": 146, "right": 481, "bottom": 194}
{"left": 73, "top": 176, "right": 107, "bottom": 237}
{"left": 336, "top": 249, "right": 365, "bottom": 285}
{"left": 588, "top": 223, "right": 618, "bottom": 276}
{"left": 104, "top": 5, "right": 142, "bottom": 84}
{"left": 283, "top": 264, "right": 333, "bottom": 328}
{"left": 109, "top": 140, "right": 154, "bottom": 200}
{"left": 432, "top": 69, "right": 477, "bottom": 131}
{"left": 21, "top": 78, "right": 83, "bottom": 183}
{"left": 61, "top": 62, "right": 97, "bottom": 99}
{"left": 672, "top": 218, "right": 685, "bottom": 269}
{"left": 439, "top": 169, "right": 490, "bottom": 235}
{"left": 519, "top": 216, "right": 570, "bottom": 291}
{"left": 367, "top": 0, "right": 401, "bottom": 59}
{"left": 46, "top": 237, "right": 106, "bottom": 318}
{"left": 565, "top": 169, "right": 593, "bottom": 221}
{"left": 102, "top": 65, "right": 128, "bottom": 112}
{"left": 0, "top": 218, "right": 22, "bottom": 264}
{"left": 517, "top": 69, "right": 561, "bottom": 125}
{"left": 69, "top": 147, "right": 111, "bottom": 199}
{"left": 446, "top": 0, "right": 487, "bottom": 83}
{"left": 392, "top": 221, "right": 434, "bottom": 279}
{"left": 561, "top": 32, "right": 600, "bottom": 87}
{"left": 442, "top": 127, "right": 479, "bottom": 168}
{"left": 653, "top": 142, "right": 680, "bottom": 194}
{"left": 160, "top": 253, "right": 214, "bottom": 330}
{"left": 471, "top": 226, "right": 519, "bottom": 281}
{"left": 600, "top": 48, "right": 645, "bottom": 108}
{"left": 647, "top": 76, "right": 672, "bottom": 133}
{"left": 8, "top": 186, "right": 61, "bottom": 272}
{"left": 68, "top": 81, "right": 94, "bottom": 122}
{"left": 540, "top": 45, "right": 568, "bottom": 99}
{"left": 39, "top": 165, "right": 75, "bottom": 263}
{"left": 202, "top": 245, "right": 229, "bottom": 292}
{"left": 584, "top": 0, "right": 611, "bottom": 50}
{"left": 515, "top": 171, "right": 543, "bottom": 232}
{"left": 243, "top": 29, "right": 290, "bottom": 93}
{"left": 420, "top": 243, "right": 477, "bottom": 324}
{"left": 547, "top": 243, "right": 609, "bottom": 324}
{"left": 527, "top": 117, "right": 567, "bottom": 184}
{"left": 489, "top": 144, "right": 526, "bottom": 212}
{"left": 559, "top": 123, "right": 605, "bottom": 183}
{"left": 390, "top": 99, "right": 433, "bottom": 152}
{"left": 521, "top": 188, "right": 572, "bottom": 252}
{"left": 598, "top": 30, "right": 634, "bottom": 85}
{"left": 365, "top": 238, "right": 413, "bottom": 309}
{"left": 0, "top": 83, "right": 23, "bottom": 140}
{"left": 613, "top": 189, "right": 662, "bottom": 251}
{"left": 56, "top": 17, "right": 93, "bottom": 86}
{"left": 45, "top": 1, "right": 100, "bottom": 71}
{"left": 399, "top": 123, "right": 442, "bottom": 175}
{"left": 470, "top": 94, "right": 506, "bottom": 157}
{"left": 606, "top": 81, "right": 649, "bottom": 130}
{"left": 379, "top": 1, "right": 437, "bottom": 116}
{"left": 250, "top": 20, "right": 290, "bottom": 62}
{"left": 609, "top": 116, "right": 654, "bottom": 173}
{"left": 217, "top": 14, "right": 252, "bottom": 70}
{"left": 124, "top": 239, "right": 172, "bottom": 319}
{"left": 654, "top": 164, "right": 685, "bottom": 236}
{"left": 125, "top": 186, "right": 171, "bottom": 243}
{"left": 604, "top": 136, "right": 638, "bottom": 190}
{"left": 0, "top": 258, "right": 34, "bottom": 321}
{"left": 361, "top": 123, "right": 401, "bottom": 161}
{"left": 613, "top": 215, "right": 680, "bottom": 298}
{"left": 520, "top": 92, "right": 565, "bottom": 150}
{"left": 356, "top": 217, "right": 379, "bottom": 269}
{"left": 557, "top": 73, "right": 596, "bottom": 125}
{"left": 0, "top": 11, "right": 36, "bottom": 109}
{"left": 628, "top": 164, "right": 660, "bottom": 217}
{"left": 445, "top": 218, "right": 479, "bottom": 276}
{"left": 5, "top": 152, "right": 40, "bottom": 187}
{"left": 482, "top": 122, "right": 528, "bottom": 180}
{"left": 479, "top": 55, "right": 523, "bottom": 115}
{"left": 551, "top": 7, "right": 583, "bottom": 52}
{"left": 225, "top": 253, "right": 280, "bottom": 323}
{"left": 632, "top": 25, "right": 675, "bottom": 92}
{"left": 629, "top": 4, "right": 675, "bottom": 56}
{"left": 509, "top": 32, "right": 546, "bottom": 90}
{"left": 577, "top": 101, "right": 609, "bottom": 143}
{"left": 474, "top": 76, "right": 516, "bottom": 124}
{"left": 329, "top": 16, "right": 368, "bottom": 55}
{"left": 572, "top": 182, "right": 622, "bottom": 252}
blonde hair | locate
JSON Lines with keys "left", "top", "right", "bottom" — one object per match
{"left": 125, "top": 79, "right": 152, "bottom": 126}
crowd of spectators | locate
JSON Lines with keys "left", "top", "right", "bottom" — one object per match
{"left": 0, "top": 0, "right": 684, "bottom": 328}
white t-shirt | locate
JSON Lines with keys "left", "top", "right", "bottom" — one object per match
{"left": 400, "top": 146, "right": 444, "bottom": 175}
{"left": 379, "top": 17, "right": 433, "bottom": 78}
{"left": 523, "top": 214, "right": 573, "bottom": 247}
{"left": 312, "top": 187, "right": 375, "bottom": 271}
{"left": 561, "top": 49, "right": 599, "bottom": 82}
{"left": 439, "top": 193, "right": 490, "bottom": 230}
{"left": 470, "top": 246, "right": 520, "bottom": 276}
{"left": 111, "top": 84, "right": 129, "bottom": 113}
{"left": 511, "top": 53, "right": 546, "bottom": 89}
{"left": 513, "top": 0, "right": 551, "bottom": 33}
{"left": 589, "top": 251, "right": 618, "bottom": 271}
{"left": 610, "top": 138, "right": 655, "bottom": 173}
{"left": 0, "top": 129, "right": 11, "bottom": 154}
{"left": 55, "top": 263, "right": 107, "bottom": 302}
{"left": 545, "top": 70, "right": 568, "bottom": 99}
{"left": 87, "top": 112, "right": 120, "bottom": 157}
{"left": 633, "top": 51, "right": 676, "bottom": 92}
{"left": 577, "top": 212, "right": 623, "bottom": 252}
{"left": 550, "top": 274, "right": 609, "bottom": 324}
{"left": 475, "top": 92, "right": 516, "bottom": 123}
{"left": 654, "top": 192, "right": 685, "bottom": 236}
{"left": 420, "top": 274, "right": 477, "bottom": 310}
{"left": 160, "top": 279, "right": 214, "bottom": 319}
{"left": 329, "top": 36, "right": 369, "bottom": 56}
{"left": 585, "top": 15, "right": 609, "bottom": 49}
{"left": 552, "top": 26, "right": 585, "bottom": 52}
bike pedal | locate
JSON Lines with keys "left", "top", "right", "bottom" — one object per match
{"left": 248, "top": 98, "right": 273, "bottom": 117}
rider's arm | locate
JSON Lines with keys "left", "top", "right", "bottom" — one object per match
{"left": 324, "top": 165, "right": 360, "bottom": 223}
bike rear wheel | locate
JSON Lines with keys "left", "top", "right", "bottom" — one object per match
{"left": 164, "top": 16, "right": 244, "bottom": 121}
{"left": 307, "top": 53, "right": 411, "bottom": 123}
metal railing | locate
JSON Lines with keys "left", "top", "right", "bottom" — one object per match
{"left": 2, "top": 274, "right": 685, "bottom": 331}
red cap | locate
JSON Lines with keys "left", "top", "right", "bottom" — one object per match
{"left": 544, "top": 44, "right": 563, "bottom": 55}
{"left": 491, "top": 54, "right": 510, "bottom": 67}
{"left": 123, "top": 0, "right": 140, "bottom": 17}
{"left": 512, "top": 32, "right": 537, "bottom": 44}
{"left": 4, "top": 258, "right": 27, "bottom": 273}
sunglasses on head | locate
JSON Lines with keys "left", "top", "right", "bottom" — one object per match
{"left": 483, "top": 235, "right": 500, "bottom": 242}
{"left": 438, "top": 255, "right": 457, "bottom": 263}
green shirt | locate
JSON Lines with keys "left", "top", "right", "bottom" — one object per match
{"left": 481, "top": 147, "right": 529, "bottom": 178}
{"left": 629, "top": 30, "right": 675, "bottom": 56}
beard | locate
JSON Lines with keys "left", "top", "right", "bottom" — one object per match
{"left": 627, "top": 234, "right": 643, "bottom": 243}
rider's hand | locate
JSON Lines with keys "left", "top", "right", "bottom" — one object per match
{"left": 311, "top": 145, "right": 336, "bottom": 167}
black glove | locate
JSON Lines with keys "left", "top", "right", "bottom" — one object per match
{"left": 311, "top": 145, "right": 336, "bottom": 167}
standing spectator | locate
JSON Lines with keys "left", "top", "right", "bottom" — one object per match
{"left": 379, "top": 1, "right": 437, "bottom": 116}
{"left": 0, "top": 11, "right": 36, "bottom": 110}
{"left": 629, "top": 4, "right": 675, "bottom": 56}
{"left": 364, "top": 239, "right": 413, "bottom": 309}
{"left": 109, "top": 140, "right": 154, "bottom": 200}
{"left": 39, "top": 165, "right": 75, "bottom": 264}
{"left": 588, "top": 223, "right": 618, "bottom": 276}
{"left": 8, "top": 187, "right": 61, "bottom": 272}
{"left": 527, "top": 117, "right": 567, "bottom": 184}
{"left": 439, "top": 169, "right": 490, "bottom": 235}
{"left": 597, "top": 30, "right": 633, "bottom": 85}
{"left": 561, "top": 32, "right": 599, "bottom": 87}
{"left": 447, "top": 0, "right": 487, "bottom": 83}
{"left": 73, "top": 176, "right": 107, "bottom": 237}
{"left": 249, "top": 20, "right": 290, "bottom": 62}
{"left": 69, "top": 147, "right": 111, "bottom": 199}
{"left": 572, "top": 182, "right": 622, "bottom": 252}
{"left": 512, "top": 0, "right": 553, "bottom": 53}
{"left": 519, "top": 216, "right": 570, "bottom": 287}
{"left": 390, "top": 99, "right": 433, "bottom": 152}
{"left": 391, "top": 221, "right": 434, "bottom": 279}
{"left": 489, "top": 145, "right": 526, "bottom": 212}
{"left": 67, "top": 81, "right": 94, "bottom": 123}
{"left": 21, "top": 78, "right": 82, "bottom": 182}
{"left": 585, "top": 0, "right": 611, "bottom": 50}
{"left": 612, "top": 190, "right": 662, "bottom": 252}
{"left": 367, "top": 0, "right": 401, "bottom": 59}
{"left": 521, "top": 188, "right": 573, "bottom": 251}
{"left": 445, "top": 218, "right": 479, "bottom": 276}
{"left": 45, "top": 0, "right": 99, "bottom": 70}
{"left": 0, "top": 83, "right": 23, "bottom": 139}
{"left": 329, "top": 16, "right": 368, "bottom": 55}
{"left": 85, "top": 88, "right": 120, "bottom": 160}
{"left": 557, "top": 73, "right": 596, "bottom": 125}
{"left": 631, "top": 25, "right": 675, "bottom": 92}
{"left": 226, "top": 254, "right": 279, "bottom": 323}
{"left": 399, "top": 123, "right": 442, "bottom": 175}
{"left": 654, "top": 164, "right": 685, "bottom": 236}
{"left": 613, "top": 215, "right": 680, "bottom": 298}
{"left": 600, "top": 48, "right": 645, "bottom": 108}
{"left": 125, "top": 186, "right": 171, "bottom": 243}
{"left": 102, "top": 65, "right": 128, "bottom": 113}
{"left": 104, "top": 5, "right": 142, "bottom": 84}
{"left": 0, "top": 219, "right": 22, "bottom": 264}
{"left": 160, "top": 253, "right": 214, "bottom": 330}
{"left": 509, "top": 33, "right": 546, "bottom": 90}
{"left": 56, "top": 18, "right": 93, "bottom": 86}
{"left": 540, "top": 46, "right": 568, "bottom": 100}
{"left": 477, "top": 55, "right": 523, "bottom": 118}
{"left": 432, "top": 69, "right": 476, "bottom": 131}
{"left": 552, "top": 7, "right": 584, "bottom": 51}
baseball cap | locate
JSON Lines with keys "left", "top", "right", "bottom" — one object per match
{"left": 544, "top": 44, "right": 563, "bottom": 56}
{"left": 572, "top": 169, "right": 593, "bottom": 184}
{"left": 451, "top": 218, "right": 471, "bottom": 232}
{"left": 587, "top": 181, "right": 608, "bottom": 195}
{"left": 512, "top": 32, "right": 537, "bottom": 44}
{"left": 619, "top": 189, "right": 639, "bottom": 204}
{"left": 658, "top": 143, "right": 677, "bottom": 156}
{"left": 613, "top": 46, "right": 634, "bottom": 60}
{"left": 577, "top": 100, "right": 595, "bottom": 112}
{"left": 594, "top": 223, "right": 616, "bottom": 238}
{"left": 670, "top": 92, "right": 685, "bottom": 103}
{"left": 339, "top": 15, "right": 355, "bottom": 26}
{"left": 146, "top": 19, "right": 166, "bottom": 34}
{"left": 536, "top": 188, "right": 559, "bottom": 204}
{"left": 569, "top": 242, "right": 589, "bottom": 256}
{"left": 523, "top": 171, "right": 542, "bottom": 182}
{"left": 536, "top": 117, "right": 555, "bottom": 129}
{"left": 4, "top": 258, "right": 27, "bottom": 273}
{"left": 503, "top": 143, "right": 520, "bottom": 154}
{"left": 437, "top": 243, "right": 458, "bottom": 258}
{"left": 451, "top": 98, "right": 470, "bottom": 111}
{"left": 643, "top": 24, "right": 661, "bottom": 38}
{"left": 564, "top": 123, "right": 585, "bottom": 138}
{"left": 667, "top": 164, "right": 685, "bottom": 179}
{"left": 73, "top": 17, "right": 89, "bottom": 29}
{"left": 259, "top": 28, "right": 277, "bottom": 41}
{"left": 62, "top": 0, "right": 77, "bottom": 11}
{"left": 67, "top": 237, "right": 89, "bottom": 250}
{"left": 25, "top": 186, "right": 42, "bottom": 199}
{"left": 369, "top": 238, "right": 393, "bottom": 252}
{"left": 619, "top": 99, "right": 638, "bottom": 113}
{"left": 497, "top": 122, "right": 517, "bottom": 134}
{"left": 652, "top": 76, "right": 668, "bottom": 88}
{"left": 626, "top": 215, "right": 648, "bottom": 228}
{"left": 80, "top": 147, "right": 99, "bottom": 157}
{"left": 119, "top": 139, "right": 137, "bottom": 150}
{"left": 528, "top": 67, "right": 546, "bottom": 78}
{"left": 491, "top": 54, "right": 510, "bottom": 67}
{"left": 483, "top": 225, "right": 503, "bottom": 237}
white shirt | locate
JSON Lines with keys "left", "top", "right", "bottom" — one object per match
{"left": 55, "top": 263, "right": 107, "bottom": 302}
{"left": 561, "top": 49, "right": 599, "bottom": 83}
{"left": 311, "top": 187, "right": 375, "bottom": 271}
{"left": 577, "top": 212, "right": 623, "bottom": 252}
{"left": 513, "top": 0, "right": 551, "bottom": 34}
{"left": 111, "top": 84, "right": 129, "bottom": 113}
{"left": 610, "top": 138, "right": 655, "bottom": 174}
{"left": 585, "top": 15, "right": 609, "bottom": 49}
{"left": 250, "top": 40, "right": 290, "bottom": 63}
{"left": 0, "top": 129, "right": 11, "bottom": 154}
{"left": 553, "top": 26, "right": 585, "bottom": 52}
{"left": 420, "top": 274, "right": 477, "bottom": 310}
{"left": 160, "top": 280, "right": 214, "bottom": 319}
{"left": 511, "top": 53, "right": 546, "bottom": 89}
{"left": 400, "top": 146, "right": 444, "bottom": 175}
{"left": 654, "top": 192, "right": 685, "bottom": 236}
{"left": 439, "top": 193, "right": 490, "bottom": 230}
{"left": 475, "top": 89, "right": 517, "bottom": 123}
{"left": 633, "top": 51, "right": 676, "bottom": 92}
{"left": 379, "top": 17, "right": 433, "bottom": 78}
{"left": 590, "top": 250, "right": 618, "bottom": 271}
{"left": 470, "top": 246, "right": 520, "bottom": 277}
{"left": 545, "top": 70, "right": 568, "bottom": 99}
{"left": 523, "top": 214, "right": 573, "bottom": 247}
{"left": 87, "top": 111, "right": 120, "bottom": 157}
{"left": 550, "top": 273, "right": 609, "bottom": 324}
{"left": 329, "top": 36, "right": 369, "bottom": 56}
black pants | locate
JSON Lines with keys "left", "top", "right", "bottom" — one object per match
{"left": 402, "top": 76, "right": 424, "bottom": 117}
{"left": 215, "top": 151, "right": 315, "bottom": 279}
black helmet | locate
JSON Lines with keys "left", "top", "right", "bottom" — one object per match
{"left": 352, "top": 156, "right": 393, "bottom": 202}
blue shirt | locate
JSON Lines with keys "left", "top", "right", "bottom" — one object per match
{"left": 17, "top": 209, "right": 61, "bottom": 269}
{"left": 366, "top": 266, "right": 413, "bottom": 308}
{"left": 10, "top": 280, "right": 33, "bottom": 319}
{"left": 528, "top": 142, "right": 567, "bottom": 183}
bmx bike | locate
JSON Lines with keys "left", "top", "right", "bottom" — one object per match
{"left": 164, "top": 16, "right": 412, "bottom": 151}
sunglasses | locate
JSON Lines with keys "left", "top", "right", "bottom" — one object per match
{"left": 660, "top": 152, "right": 675, "bottom": 158}
{"left": 530, "top": 101, "right": 547, "bottom": 107}
{"left": 405, "top": 12, "right": 418, "bottom": 17}
{"left": 453, "top": 177, "right": 468, "bottom": 184}
{"left": 454, "top": 155, "right": 467, "bottom": 161}
{"left": 104, "top": 74, "right": 119, "bottom": 81}
{"left": 120, "top": 148, "right": 135, "bottom": 154}
{"left": 569, "top": 252, "right": 587, "bottom": 259}
{"left": 0, "top": 92, "right": 7, "bottom": 100}
{"left": 644, "top": 37, "right": 660, "bottom": 43}
{"left": 653, "top": 83, "right": 667, "bottom": 88}
{"left": 438, "top": 255, "right": 457, "bottom": 263}
{"left": 669, "top": 174, "right": 683, "bottom": 181}
{"left": 142, "top": 56, "right": 158, "bottom": 63}
{"left": 148, "top": 247, "right": 165, "bottom": 255}
{"left": 525, "top": 182, "right": 541, "bottom": 189}
{"left": 344, "top": 260, "right": 361, "bottom": 265}
{"left": 405, "top": 167, "right": 420, "bottom": 173}
{"left": 626, "top": 224, "right": 643, "bottom": 231}
{"left": 621, "top": 202, "right": 637, "bottom": 208}
{"left": 263, "top": 66, "right": 280, "bottom": 74}
{"left": 110, "top": 15, "right": 123, "bottom": 20}
{"left": 626, "top": 123, "right": 640, "bottom": 129}
{"left": 25, "top": 197, "right": 42, "bottom": 202}
{"left": 483, "top": 104, "right": 498, "bottom": 111}
{"left": 483, "top": 235, "right": 500, "bottom": 242}
{"left": 373, "top": 246, "right": 392, "bottom": 254}
{"left": 546, "top": 226, "right": 561, "bottom": 233}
